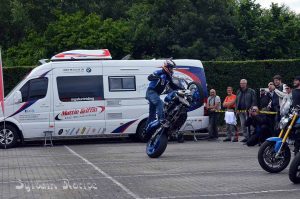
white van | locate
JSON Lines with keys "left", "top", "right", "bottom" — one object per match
{"left": 0, "top": 49, "right": 209, "bottom": 148}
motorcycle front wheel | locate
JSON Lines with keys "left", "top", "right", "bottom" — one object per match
{"left": 289, "top": 152, "right": 300, "bottom": 184}
{"left": 146, "top": 129, "right": 168, "bottom": 158}
{"left": 258, "top": 141, "right": 291, "bottom": 173}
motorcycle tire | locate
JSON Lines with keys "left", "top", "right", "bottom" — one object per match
{"left": 146, "top": 130, "right": 168, "bottom": 158}
{"left": 289, "top": 152, "right": 300, "bottom": 184}
{"left": 258, "top": 141, "right": 291, "bottom": 173}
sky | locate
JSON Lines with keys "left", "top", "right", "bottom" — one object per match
{"left": 255, "top": 0, "right": 300, "bottom": 13}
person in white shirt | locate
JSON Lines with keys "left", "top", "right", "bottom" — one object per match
{"left": 273, "top": 75, "right": 287, "bottom": 108}
{"left": 275, "top": 83, "right": 293, "bottom": 116}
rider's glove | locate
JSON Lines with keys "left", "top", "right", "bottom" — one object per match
{"left": 148, "top": 74, "right": 160, "bottom": 81}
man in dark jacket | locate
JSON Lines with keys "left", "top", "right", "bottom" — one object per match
{"left": 259, "top": 89, "right": 269, "bottom": 109}
{"left": 293, "top": 76, "right": 300, "bottom": 154}
{"left": 236, "top": 79, "right": 257, "bottom": 142}
{"left": 267, "top": 82, "right": 279, "bottom": 112}
{"left": 266, "top": 82, "right": 280, "bottom": 134}
{"left": 292, "top": 76, "right": 300, "bottom": 108}
{"left": 245, "top": 106, "right": 272, "bottom": 146}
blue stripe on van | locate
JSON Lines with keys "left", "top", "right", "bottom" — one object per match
{"left": 111, "top": 120, "right": 138, "bottom": 134}
{"left": 8, "top": 99, "right": 38, "bottom": 118}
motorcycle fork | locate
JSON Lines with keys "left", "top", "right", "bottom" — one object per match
{"left": 152, "top": 126, "right": 163, "bottom": 139}
{"left": 278, "top": 129, "right": 284, "bottom": 138}
{"left": 168, "top": 106, "right": 182, "bottom": 127}
{"left": 276, "top": 114, "right": 298, "bottom": 157}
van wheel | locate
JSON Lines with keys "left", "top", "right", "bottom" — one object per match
{"left": 135, "top": 120, "right": 148, "bottom": 142}
{"left": 0, "top": 124, "right": 19, "bottom": 149}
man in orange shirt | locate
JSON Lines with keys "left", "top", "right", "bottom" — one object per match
{"left": 223, "top": 87, "right": 238, "bottom": 142}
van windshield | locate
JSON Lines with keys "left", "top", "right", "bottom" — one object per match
{"left": 4, "top": 72, "right": 31, "bottom": 100}
{"left": 4, "top": 80, "right": 22, "bottom": 100}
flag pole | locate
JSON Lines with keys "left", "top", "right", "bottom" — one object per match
{"left": 0, "top": 48, "right": 6, "bottom": 149}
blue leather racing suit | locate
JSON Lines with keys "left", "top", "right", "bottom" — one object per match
{"left": 146, "top": 69, "right": 180, "bottom": 125}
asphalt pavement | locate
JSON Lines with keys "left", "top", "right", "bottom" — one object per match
{"left": 0, "top": 138, "right": 300, "bottom": 199}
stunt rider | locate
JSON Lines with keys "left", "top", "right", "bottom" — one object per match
{"left": 145, "top": 59, "right": 182, "bottom": 127}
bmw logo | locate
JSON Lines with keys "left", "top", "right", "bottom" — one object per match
{"left": 58, "top": 129, "right": 64, "bottom": 135}
{"left": 86, "top": 67, "right": 92, "bottom": 73}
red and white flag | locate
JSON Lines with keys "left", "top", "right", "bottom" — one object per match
{"left": 0, "top": 49, "right": 5, "bottom": 115}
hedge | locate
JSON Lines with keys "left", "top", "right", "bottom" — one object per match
{"left": 202, "top": 59, "right": 300, "bottom": 100}
{"left": 3, "top": 59, "right": 300, "bottom": 100}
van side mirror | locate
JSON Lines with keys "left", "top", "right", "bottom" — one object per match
{"left": 14, "top": 91, "right": 22, "bottom": 104}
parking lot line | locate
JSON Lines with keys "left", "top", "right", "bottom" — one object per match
{"left": 64, "top": 145, "right": 140, "bottom": 199}
{"left": 146, "top": 188, "right": 300, "bottom": 198}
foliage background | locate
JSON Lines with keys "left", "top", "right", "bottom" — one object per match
{"left": 1, "top": 0, "right": 300, "bottom": 100}
{"left": 1, "top": 0, "right": 300, "bottom": 66}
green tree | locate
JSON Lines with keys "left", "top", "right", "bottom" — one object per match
{"left": 128, "top": 0, "right": 240, "bottom": 60}
{"left": 236, "top": 0, "right": 300, "bottom": 59}
{"left": 1, "top": 0, "right": 300, "bottom": 65}
{"left": 0, "top": 0, "right": 12, "bottom": 48}
{"left": 45, "top": 12, "right": 132, "bottom": 59}
{"left": 4, "top": 31, "right": 47, "bottom": 66}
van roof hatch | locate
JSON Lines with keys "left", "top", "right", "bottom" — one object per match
{"left": 50, "top": 49, "right": 112, "bottom": 61}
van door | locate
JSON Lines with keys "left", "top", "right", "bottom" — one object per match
{"left": 53, "top": 64, "right": 106, "bottom": 137}
{"left": 14, "top": 76, "right": 51, "bottom": 138}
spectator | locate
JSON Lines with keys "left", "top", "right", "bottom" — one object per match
{"left": 273, "top": 75, "right": 287, "bottom": 122}
{"left": 223, "top": 87, "right": 238, "bottom": 142}
{"left": 273, "top": 75, "right": 286, "bottom": 93}
{"left": 206, "top": 89, "right": 221, "bottom": 140}
{"left": 236, "top": 79, "right": 257, "bottom": 142}
{"left": 245, "top": 106, "right": 273, "bottom": 146}
{"left": 259, "top": 89, "right": 269, "bottom": 110}
{"left": 275, "top": 83, "right": 293, "bottom": 116}
{"left": 292, "top": 76, "right": 300, "bottom": 108}
{"left": 292, "top": 76, "right": 300, "bottom": 154}
{"left": 266, "top": 82, "right": 280, "bottom": 134}
{"left": 267, "top": 82, "right": 280, "bottom": 112}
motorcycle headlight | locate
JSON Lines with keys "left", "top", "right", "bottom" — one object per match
{"left": 279, "top": 117, "right": 290, "bottom": 129}
{"left": 178, "top": 96, "right": 190, "bottom": 107}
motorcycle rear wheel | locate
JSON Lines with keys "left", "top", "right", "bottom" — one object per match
{"left": 146, "top": 130, "right": 168, "bottom": 158}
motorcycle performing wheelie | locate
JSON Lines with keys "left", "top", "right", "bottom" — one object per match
{"left": 145, "top": 80, "right": 204, "bottom": 158}
{"left": 258, "top": 106, "right": 300, "bottom": 173}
